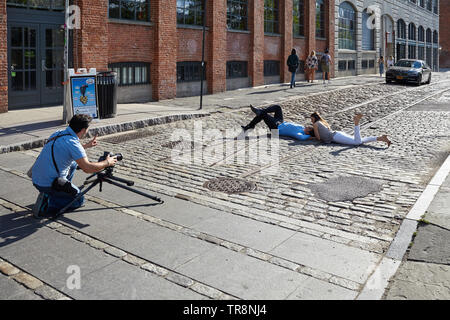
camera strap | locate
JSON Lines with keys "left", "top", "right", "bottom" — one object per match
{"left": 47, "top": 134, "right": 71, "bottom": 174}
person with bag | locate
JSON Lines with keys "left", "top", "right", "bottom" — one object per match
{"left": 31, "top": 114, "right": 118, "bottom": 218}
{"left": 321, "top": 49, "right": 332, "bottom": 85}
{"left": 305, "top": 51, "right": 318, "bottom": 83}
{"left": 287, "top": 49, "right": 300, "bottom": 89}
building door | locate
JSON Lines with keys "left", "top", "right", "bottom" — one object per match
{"left": 7, "top": 5, "right": 65, "bottom": 109}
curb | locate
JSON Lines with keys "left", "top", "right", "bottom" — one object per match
{"left": 357, "top": 153, "right": 450, "bottom": 300}
{"left": 0, "top": 112, "right": 209, "bottom": 154}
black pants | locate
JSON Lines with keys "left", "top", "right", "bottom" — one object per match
{"left": 245, "top": 105, "right": 284, "bottom": 130}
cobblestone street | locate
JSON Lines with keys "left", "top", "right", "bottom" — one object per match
{"left": 1, "top": 74, "right": 450, "bottom": 300}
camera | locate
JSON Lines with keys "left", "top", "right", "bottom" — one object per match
{"left": 98, "top": 151, "right": 123, "bottom": 163}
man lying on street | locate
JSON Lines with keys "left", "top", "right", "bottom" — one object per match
{"left": 241, "top": 104, "right": 315, "bottom": 141}
{"left": 31, "top": 114, "right": 118, "bottom": 218}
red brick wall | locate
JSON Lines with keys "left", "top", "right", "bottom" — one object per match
{"left": 281, "top": 0, "right": 293, "bottom": 83}
{"left": 76, "top": 0, "right": 109, "bottom": 71}
{"left": 227, "top": 32, "right": 251, "bottom": 61}
{"left": 264, "top": 36, "right": 282, "bottom": 60}
{"left": 0, "top": 0, "right": 7, "bottom": 113}
{"left": 207, "top": 0, "right": 227, "bottom": 93}
{"left": 108, "top": 23, "right": 153, "bottom": 64}
{"left": 249, "top": 0, "right": 264, "bottom": 87}
{"left": 151, "top": 0, "right": 177, "bottom": 100}
{"left": 440, "top": 3, "right": 450, "bottom": 68}
{"left": 177, "top": 29, "right": 210, "bottom": 62}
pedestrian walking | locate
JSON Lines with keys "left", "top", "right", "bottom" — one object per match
{"left": 378, "top": 56, "right": 385, "bottom": 77}
{"left": 321, "top": 49, "right": 332, "bottom": 85}
{"left": 287, "top": 49, "right": 300, "bottom": 89}
{"left": 306, "top": 51, "right": 318, "bottom": 83}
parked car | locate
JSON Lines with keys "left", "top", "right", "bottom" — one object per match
{"left": 385, "top": 59, "right": 432, "bottom": 85}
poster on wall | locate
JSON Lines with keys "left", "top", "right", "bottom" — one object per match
{"left": 70, "top": 76, "right": 99, "bottom": 119}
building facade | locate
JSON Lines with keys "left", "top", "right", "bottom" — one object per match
{"left": 0, "top": 0, "right": 336, "bottom": 112}
{"left": 440, "top": 0, "right": 449, "bottom": 68}
{"left": 335, "top": 0, "right": 439, "bottom": 77}
{"left": 0, "top": 0, "right": 439, "bottom": 113}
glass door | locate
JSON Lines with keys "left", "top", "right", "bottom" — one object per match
{"left": 8, "top": 23, "right": 40, "bottom": 108}
{"left": 40, "top": 24, "right": 65, "bottom": 106}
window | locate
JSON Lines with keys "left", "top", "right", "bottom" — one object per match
{"left": 418, "top": 46, "right": 425, "bottom": 60}
{"left": 347, "top": 60, "right": 355, "bottom": 70}
{"left": 408, "top": 44, "right": 417, "bottom": 59}
{"left": 427, "top": 0, "right": 432, "bottom": 11}
{"left": 433, "top": 0, "right": 438, "bottom": 14}
{"left": 226, "top": 61, "right": 248, "bottom": 78}
{"left": 409, "top": 0, "right": 417, "bottom": 3}
{"left": 362, "top": 60, "right": 368, "bottom": 69}
{"left": 419, "top": 0, "right": 425, "bottom": 7}
{"left": 369, "top": 60, "right": 375, "bottom": 68}
{"left": 362, "top": 9, "right": 375, "bottom": 50}
{"left": 227, "top": 0, "right": 248, "bottom": 31}
{"left": 426, "top": 28, "right": 432, "bottom": 43}
{"left": 338, "top": 60, "right": 347, "bottom": 71}
{"left": 293, "top": 0, "right": 304, "bottom": 37}
{"left": 264, "top": 60, "right": 280, "bottom": 76}
{"left": 7, "top": 0, "right": 65, "bottom": 10}
{"left": 397, "top": 43, "right": 406, "bottom": 61}
{"left": 433, "top": 31, "right": 438, "bottom": 44}
{"left": 316, "top": 0, "right": 325, "bottom": 38}
{"left": 109, "top": 62, "right": 150, "bottom": 86}
{"left": 408, "top": 23, "right": 416, "bottom": 41}
{"left": 397, "top": 19, "right": 406, "bottom": 39}
{"left": 177, "top": 0, "right": 205, "bottom": 26}
{"left": 177, "top": 62, "right": 206, "bottom": 82}
{"left": 264, "top": 0, "right": 279, "bottom": 34}
{"left": 418, "top": 26, "right": 425, "bottom": 42}
{"left": 338, "top": 2, "right": 356, "bottom": 50}
{"left": 109, "top": 0, "right": 151, "bottom": 22}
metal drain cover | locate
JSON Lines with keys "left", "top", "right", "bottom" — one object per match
{"left": 203, "top": 178, "right": 257, "bottom": 194}
{"left": 307, "top": 176, "right": 384, "bottom": 202}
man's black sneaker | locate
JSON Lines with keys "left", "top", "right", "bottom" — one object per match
{"left": 250, "top": 105, "right": 262, "bottom": 116}
{"left": 32, "top": 192, "right": 48, "bottom": 219}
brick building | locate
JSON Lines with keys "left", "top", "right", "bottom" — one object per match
{"left": 0, "top": 0, "right": 336, "bottom": 112}
{"left": 0, "top": 0, "right": 439, "bottom": 113}
{"left": 335, "top": 0, "right": 439, "bottom": 77}
{"left": 440, "top": 0, "right": 449, "bottom": 68}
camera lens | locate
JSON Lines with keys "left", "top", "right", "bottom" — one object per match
{"left": 115, "top": 153, "right": 123, "bottom": 161}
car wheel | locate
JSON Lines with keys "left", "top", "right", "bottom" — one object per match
{"left": 386, "top": 79, "right": 391, "bottom": 84}
{"left": 416, "top": 74, "right": 422, "bottom": 86}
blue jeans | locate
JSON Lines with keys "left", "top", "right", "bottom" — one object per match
{"left": 379, "top": 64, "right": 384, "bottom": 76}
{"left": 290, "top": 72, "right": 296, "bottom": 88}
{"left": 33, "top": 162, "right": 84, "bottom": 213}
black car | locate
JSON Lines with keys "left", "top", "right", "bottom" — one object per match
{"left": 385, "top": 59, "right": 432, "bottom": 85}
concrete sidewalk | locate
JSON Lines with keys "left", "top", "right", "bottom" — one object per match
{"left": 385, "top": 155, "right": 450, "bottom": 299}
{"left": 0, "top": 75, "right": 384, "bottom": 154}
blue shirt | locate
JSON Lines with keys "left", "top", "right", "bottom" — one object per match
{"left": 32, "top": 127, "right": 86, "bottom": 187}
{"left": 277, "top": 122, "right": 311, "bottom": 141}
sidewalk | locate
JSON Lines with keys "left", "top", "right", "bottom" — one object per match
{"left": 385, "top": 155, "right": 450, "bottom": 299}
{"left": 0, "top": 75, "right": 384, "bottom": 154}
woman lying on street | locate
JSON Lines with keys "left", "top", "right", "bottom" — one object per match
{"left": 310, "top": 112, "right": 391, "bottom": 147}
{"left": 241, "top": 105, "right": 315, "bottom": 141}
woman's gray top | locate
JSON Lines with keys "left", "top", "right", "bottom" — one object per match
{"left": 316, "top": 121, "right": 335, "bottom": 143}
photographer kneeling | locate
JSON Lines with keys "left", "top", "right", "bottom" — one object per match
{"left": 31, "top": 114, "right": 118, "bottom": 218}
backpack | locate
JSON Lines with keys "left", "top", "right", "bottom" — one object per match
{"left": 321, "top": 54, "right": 328, "bottom": 65}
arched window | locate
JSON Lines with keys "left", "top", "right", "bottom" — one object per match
{"left": 397, "top": 19, "right": 406, "bottom": 39}
{"left": 426, "top": 0, "right": 432, "bottom": 11}
{"left": 316, "top": 0, "right": 325, "bottom": 38}
{"left": 418, "top": 26, "right": 425, "bottom": 42}
{"left": 338, "top": 2, "right": 356, "bottom": 50}
{"left": 408, "top": 23, "right": 416, "bottom": 41}
{"left": 362, "top": 9, "right": 375, "bottom": 50}
{"left": 426, "top": 28, "right": 432, "bottom": 43}
{"left": 293, "top": 0, "right": 304, "bottom": 36}
{"left": 433, "top": 0, "right": 438, "bottom": 14}
{"left": 433, "top": 31, "right": 438, "bottom": 44}
{"left": 408, "top": 23, "right": 417, "bottom": 59}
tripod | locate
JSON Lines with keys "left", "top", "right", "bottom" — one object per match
{"left": 55, "top": 167, "right": 164, "bottom": 218}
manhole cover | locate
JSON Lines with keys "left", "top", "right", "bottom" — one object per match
{"left": 203, "top": 178, "right": 257, "bottom": 194}
{"left": 101, "top": 130, "right": 158, "bottom": 144}
{"left": 307, "top": 176, "right": 384, "bottom": 202}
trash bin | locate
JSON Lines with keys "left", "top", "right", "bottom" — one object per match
{"left": 97, "top": 71, "right": 118, "bottom": 119}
